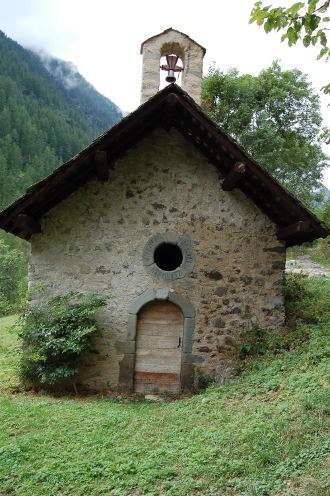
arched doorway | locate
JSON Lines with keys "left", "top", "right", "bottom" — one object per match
{"left": 118, "top": 290, "right": 196, "bottom": 392}
{"left": 134, "top": 300, "right": 183, "bottom": 393}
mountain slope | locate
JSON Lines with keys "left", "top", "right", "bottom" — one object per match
{"left": 35, "top": 50, "right": 123, "bottom": 132}
{"left": 0, "top": 30, "right": 122, "bottom": 211}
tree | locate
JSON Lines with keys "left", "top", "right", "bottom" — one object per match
{"left": 202, "top": 61, "right": 329, "bottom": 207}
{"left": 316, "top": 194, "right": 330, "bottom": 224}
{"left": 249, "top": 1, "right": 330, "bottom": 94}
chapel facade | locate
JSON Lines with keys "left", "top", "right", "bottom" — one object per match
{"left": 0, "top": 29, "right": 328, "bottom": 392}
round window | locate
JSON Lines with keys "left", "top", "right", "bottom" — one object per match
{"left": 143, "top": 232, "right": 195, "bottom": 281}
{"left": 154, "top": 243, "right": 183, "bottom": 271}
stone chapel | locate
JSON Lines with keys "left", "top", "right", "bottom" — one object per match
{"left": 0, "top": 28, "right": 328, "bottom": 392}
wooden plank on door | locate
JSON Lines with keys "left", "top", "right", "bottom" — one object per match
{"left": 134, "top": 300, "right": 183, "bottom": 393}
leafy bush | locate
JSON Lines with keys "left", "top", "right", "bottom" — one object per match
{"left": 240, "top": 275, "right": 328, "bottom": 363}
{"left": 194, "top": 367, "right": 216, "bottom": 391}
{"left": 0, "top": 238, "right": 28, "bottom": 316}
{"left": 285, "top": 272, "right": 326, "bottom": 327}
{"left": 310, "top": 237, "right": 330, "bottom": 269}
{"left": 17, "top": 291, "right": 107, "bottom": 390}
{"left": 245, "top": 276, "right": 329, "bottom": 364}
{"left": 285, "top": 271, "right": 308, "bottom": 302}
{"left": 239, "top": 324, "right": 267, "bottom": 358}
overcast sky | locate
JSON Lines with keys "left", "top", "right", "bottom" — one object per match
{"left": 1, "top": 0, "right": 329, "bottom": 187}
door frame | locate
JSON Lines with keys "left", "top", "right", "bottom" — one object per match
{"left": 118, "top": 289, "right": 200, "bottom": 391}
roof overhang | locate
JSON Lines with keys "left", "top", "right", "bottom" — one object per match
{"left": 0, "top": 84, "right": 328, "bottom": 245}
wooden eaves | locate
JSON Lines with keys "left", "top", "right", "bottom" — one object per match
{"left": 0, "top": 84, "right": 328, "bottom": 245}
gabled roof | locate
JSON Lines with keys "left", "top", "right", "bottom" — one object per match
{"left": 140, "top": 28, "right": 206, "bottom": 55}
{"left": 0, "top": 84, "right": 328, "bottom": 245}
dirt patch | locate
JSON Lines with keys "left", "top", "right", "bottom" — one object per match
{"left": 286, "top": 254, "right": 330, "bottom": 278}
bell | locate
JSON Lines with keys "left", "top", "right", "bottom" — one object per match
{"left": 166, "top": 55, "right": 178, "bottom": 83}
{"left": 166, "top": 69, "right": 176, "bottom": 83}
{"left": 160, "top": 54, "right": 183, "bottom": 84}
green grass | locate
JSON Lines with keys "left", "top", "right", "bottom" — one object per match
{"left": 0, "top": 278, "right": 329, "bottom": 495}
{"left": 0, "top": 314, "right": 18, "bottom": 391}
{"left": 311, "top": 248, "right": 330, "bottom": 270}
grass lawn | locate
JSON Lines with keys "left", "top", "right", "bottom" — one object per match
{"left": 0, "top": 278, "right": 329, "bottom": 495}
{"left": 0, "top": 315, "right": 18, "bottom": 391}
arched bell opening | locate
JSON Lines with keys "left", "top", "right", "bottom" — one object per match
{"left": 159, "top": 42, "right": 184, "bottom": 90}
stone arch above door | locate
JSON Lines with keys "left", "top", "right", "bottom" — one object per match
{"left": 129, "top": 289, "right": 195, "bottom": 319}
{"left": 118, "top": 289, "right": 203, "bottom": 392}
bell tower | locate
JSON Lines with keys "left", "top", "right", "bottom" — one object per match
{"left": 140, "top": 28, "right": 206, "bottom": 105}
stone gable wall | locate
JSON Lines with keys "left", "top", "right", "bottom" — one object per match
{"left": 29, "top": 128, "right": 285, "bottom": 391}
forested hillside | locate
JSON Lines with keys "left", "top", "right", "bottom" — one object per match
{"left": 0, "top": 30, "right": 122, "bottom": 211}
{"left": 35, "top": 50, "right": 123, "bottom": 133}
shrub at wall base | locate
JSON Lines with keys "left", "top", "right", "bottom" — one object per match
{"left": 17, "top": 291, "right": 107, "bottom": 392}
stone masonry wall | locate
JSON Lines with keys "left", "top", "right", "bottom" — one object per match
{"left": 140, "top": 29, "right": 205, "bottom": 104}
{"left": 29, "top": 128, "right": 285, "bottom": 391}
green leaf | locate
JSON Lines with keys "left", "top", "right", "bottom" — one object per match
{"left": 307, "top": 0, "right": 318, "bottom": 15}
{"left": 321, "top": 83, "right": 330, "bottom": 94}
{"left": 287, "top": 26, "right": 299, "bottom": 45}
{"left": 294, "top": 19, "right": 302, "bottom": 34}
{"left": 320, "top": 32, "right": 328, "bottom": 47}
{"left": 303, "top": 35, "right": 311, "bottom": 47}
{"left": 317, "top": 46, "right": 329, "bottom": 59}
{"left": 287, "top": 2, "right": 305, "bottom": 16}
{"left": 264, "top": 19, "right": 273, "bottom": 32}
{"left": 309, "top": 13, "right": 321, "bottom": 31}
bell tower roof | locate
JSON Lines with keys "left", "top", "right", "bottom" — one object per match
{"left": 140, "top": 28, "right": 206, "bottom": 55}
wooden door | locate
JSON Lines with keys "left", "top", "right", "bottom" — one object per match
{"left": 134, "top": 300, "right": 183, "bottom": 393}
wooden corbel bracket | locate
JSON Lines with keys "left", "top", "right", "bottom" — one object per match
{"left": 94, "top": 150, "right": 109, "bottom": 182}
{"left": 15, "top": 213, "right": 41, "bottom": 235}
{"left": 222, "top": 162, "right": 246, "bottom": 191}
{"left": 277, "top": 221, "right": 312, "bottom": 241}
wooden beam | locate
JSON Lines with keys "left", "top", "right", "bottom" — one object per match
{"left": 222, "top": 162, "right": 246, "bottom": 191}
{"left": 94, "top": 150, "right": 109, "bottom": 182}
{"left": 277, "top": 221, "right": 312, "bottom": 241}
{"left": 15, "top": 214, "right": 41, "bottom": 234}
